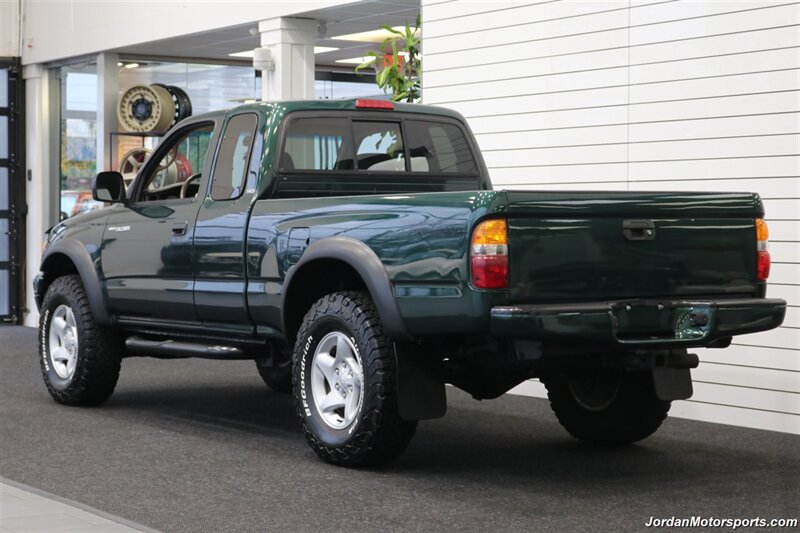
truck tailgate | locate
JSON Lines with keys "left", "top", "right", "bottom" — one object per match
{"left": 504, "top": 191, "right": 762, "bottom": 303}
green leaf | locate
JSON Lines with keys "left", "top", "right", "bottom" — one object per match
{"left": 383, "top": 24, "right": 404, "bottom": 36}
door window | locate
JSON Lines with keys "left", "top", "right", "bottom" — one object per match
{"left": 137, "top": 123, "right": 214, "bottom": 202}
{"left": 210, "top": 114, "right": 258, "bottom": 200}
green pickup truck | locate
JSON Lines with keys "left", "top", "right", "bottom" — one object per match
{"left": 35, "top": 98, "right": 786, "bottom": 467}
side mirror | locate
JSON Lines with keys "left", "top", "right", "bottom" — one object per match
{"left": 93, "top": 171, "right": 126, "bottom": 203}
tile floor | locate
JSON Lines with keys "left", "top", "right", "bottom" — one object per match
{"left": 0, "top": 482, "right": 146, "bottom": 533}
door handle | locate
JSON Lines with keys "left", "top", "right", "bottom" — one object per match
{"left": 172, "top": 221, "right": 188, "bottom": 236}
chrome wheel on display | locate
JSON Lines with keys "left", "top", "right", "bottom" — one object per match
{"left": 48, "top": 304, "right": 79, "bottom": 380}
{"left": 119, "top": 147, "right": 151, "bottom": 184}
{"left": 310, "top": 332, "right": 365, "bottom": 430}
{"left": 117, "top": 84, "right": 174, "bottom": 132}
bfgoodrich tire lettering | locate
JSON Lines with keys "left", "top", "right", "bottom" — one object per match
{"left": 38, "top": 275, "right": 122, "bottom": 406}
{"left": 543, "top": 370, "right": 670, "bottom": 445}
{"left": 293, "top": 291, "right": 417, "bottom": 467}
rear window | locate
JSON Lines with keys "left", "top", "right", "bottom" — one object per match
{"left": 281, "top": 117, "right": 353, "bottom": 171}
{"left": 280, "top": 115, "right": 476, "bottom": 174}
{"left": 406, "top": 121, "right": 477, "bottom": 173}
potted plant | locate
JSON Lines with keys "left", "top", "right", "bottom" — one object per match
{"left": 356, "top": 16, "right": 421, "bottom": 103}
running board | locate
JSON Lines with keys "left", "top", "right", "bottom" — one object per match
{"left": 125, "top": 337, "right": 255, "bottom": 360}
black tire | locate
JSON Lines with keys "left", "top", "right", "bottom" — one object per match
{"left": 293, "top": 291, "right": 417, "bottom": 467}
{"left": 38, "top": 275, "right": 122, "bottom": 406}
{"left": 543, "top": 370, "right": 670, "bottom": 445}
{"left": 255, "top": 353, "right": 293, "bottom": 394}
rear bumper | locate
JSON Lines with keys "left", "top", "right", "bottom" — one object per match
{"left": 490, "top": 298, "right": 786, "bottom": 348}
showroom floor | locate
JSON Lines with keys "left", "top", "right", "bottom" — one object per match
{"left": 1, "top": 326, "right": 797, "bottom": 532}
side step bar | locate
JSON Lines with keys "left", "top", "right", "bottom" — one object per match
{"left": 125, "top": 337, "right": 256, "bottom": 360}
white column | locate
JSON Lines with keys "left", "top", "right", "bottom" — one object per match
{"left": 96, "top": 52, "right": 119, "bottom": 172}
{"left": 258, "top": 18, "right": 317, "bottom": 101}
{"left": 23, "top": 64, "right": 59, "bottom": 327}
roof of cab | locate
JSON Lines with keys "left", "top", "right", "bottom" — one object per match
{"left": 227, "top": 98, "right": 466, "bottom": 121}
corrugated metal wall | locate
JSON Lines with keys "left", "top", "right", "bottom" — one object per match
{"left": 422, "top": 0, "right": 799, "bottom": 434}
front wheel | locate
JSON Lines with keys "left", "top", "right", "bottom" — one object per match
{"left": 38, "top": 275, "right": 122, "bottom": 406}
{"left": 542, "top": 370, "right": 670, "bottom": 445}
{"left": 293, "top": 291, "right": 417, "bottom": 467}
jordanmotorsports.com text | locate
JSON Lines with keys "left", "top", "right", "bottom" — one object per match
{"left": 645, "top": 516, "right": 798, "bottom": 529}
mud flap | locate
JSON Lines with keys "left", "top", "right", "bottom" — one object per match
{"left": 394, "top": 342, "right": 447, "bottom": 421}
{"left": 652, "top": 367, "right": 693, "bottom": 401}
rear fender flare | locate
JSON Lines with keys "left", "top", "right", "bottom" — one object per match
{"left": 281, "top": 236, "right": 409, "bottom": 340}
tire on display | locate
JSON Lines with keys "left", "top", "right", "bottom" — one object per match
{"left": 543, "top": 370, "right": 670, "bottom": 445}
{"left": 293, "top": 291, "right": 417, "bottom": 467}
{"left": 38, "top": 275, "right": 122, "bottom": 406}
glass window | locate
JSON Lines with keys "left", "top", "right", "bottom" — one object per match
{"left": 281, "top": 118, "right": 352, "bottom": 171}
{"left": 353, "top": 122, "right": 405, "bottom": 172}
{"left": 137, "top": 123, "right": 214, "bottom": 202}
{"left": 405, "top": 121, "right": 477, "bottom": 173}
{"left": 60, "top": 63, "right": 98, "bottom": 219}
{"left": 210, "top": 114, "right": 258, "bottom": 200}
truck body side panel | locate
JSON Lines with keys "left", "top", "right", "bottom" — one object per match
{"left": 245, "top": 190, "right": 508, "bottom": 337}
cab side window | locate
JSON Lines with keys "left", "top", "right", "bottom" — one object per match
{"left": 136, "top": 123, "right": 214, "bottom": 202}
{"left": 210, "top": 114, "right": 259, "bottom": 200}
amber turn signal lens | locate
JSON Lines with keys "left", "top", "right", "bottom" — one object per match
{"left": 756, "top": 218, "right": 769, "bottom": 242}
{"left": 472, "top": 219, "right": 508, "bottom": 246}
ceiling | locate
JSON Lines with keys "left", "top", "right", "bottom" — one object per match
{"left": 111, "top": 0, "right": 420, "bottom": 69}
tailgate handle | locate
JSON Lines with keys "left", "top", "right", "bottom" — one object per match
{"left": 623, "top": 219, "right": 655, "bottom": 241}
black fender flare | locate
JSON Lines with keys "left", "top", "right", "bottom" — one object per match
{"left": 281, "top": 236, "right": 410, "bottom": 340}
{"left": 40, "top": 239, "right": 113, "bottom": 325}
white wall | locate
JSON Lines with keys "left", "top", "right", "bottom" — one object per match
{"left": 0, "top": 0, "right": 20, "bottom": 57}
{"left": 19, "top": 0, "right": 350, "bottom": 65}
{"left": 422, "top": 0, "right": 800, "bottom": 434}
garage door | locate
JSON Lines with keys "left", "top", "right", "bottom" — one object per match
{"left": 0, "top": 58, "right": 23, "bottom": 324}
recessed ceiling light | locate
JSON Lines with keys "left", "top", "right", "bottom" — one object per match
{"left": 331, "top": 26, "right": 418, "bottom": 43}
{"left": 229, "top": 46, "right": 340, "bottom": 59}
{"left": 335, "top": 56, "right": 374, "bottom": 64}
{"left": 117, "top": 62, "right": 123, "bottom": 67}
{"left": 124, "top": 63, "right": 139, "bottom": 69}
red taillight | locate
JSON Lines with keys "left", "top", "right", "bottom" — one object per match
{"left": 757, "top": 250, "right": 771, "bottom": 281}
{"left": 471, "top": 255, "right": 508, "bottom": 289}
{"left": 471, "top": 219, "right": 508, "bottom": 289}
{"left": 356, "top": 99, "right": 394, "bottom": 110}
{"left": 756, "top": 219, "right": 770, "bottom": 281}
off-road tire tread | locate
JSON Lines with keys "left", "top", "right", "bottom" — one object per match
{"left": 293, "top": 291, "right": 417, "bottom": 467}
{"left": 543, "top": 371, "right": 670, "bottom": 445}
{"left": 39, "top": 275, "right": 122, "bottom": 406}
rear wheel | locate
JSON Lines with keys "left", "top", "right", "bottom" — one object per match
{"left": 293, "top": 291, "right": 417, "bottom": 467}
{"left": 543, "top": 370, "right": 670, "bottom": 445}
{"left": 38, "top": 275, "right": 122, "bottom": 406}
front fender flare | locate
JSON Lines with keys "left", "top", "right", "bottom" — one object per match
{"left": 40, "top": 239, "right": 113, "bottom": 325}
{"left": 281, "top": 236, "right": 409, "bottom": 340}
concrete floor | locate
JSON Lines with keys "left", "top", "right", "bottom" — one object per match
{"left": 0, "top": 481, "right": 147, "bottom": 533}
{"left": 1, "top": 326, "right": 798, "bottom": 532}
